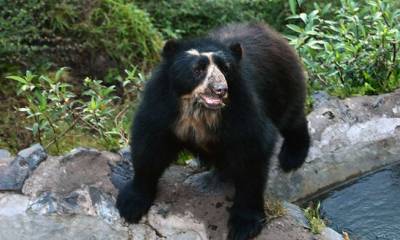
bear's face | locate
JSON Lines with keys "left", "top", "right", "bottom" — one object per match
{"left": 179, "top": 49, "right": 229, "bottom": 110}
{"left": 163, "top": 40, "right": 242, "bottom": 111}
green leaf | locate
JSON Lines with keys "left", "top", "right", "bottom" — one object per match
{"left": 289, "top": 0, "right": 297, "bottom": 15}
{"left": 55, "top": 67, "right": 69, "bottom": 82}
{"left": 299, "top": 13, "right": 307, "bottom": 23}
{"left": 90, "top": 97, "right": 98, "bottom": 110}
{"left": 32, "top": 123, "right": 39, "bottom": 136}
{"left": 6, "top": 75, "right": 27, "bottom": 84}
{"left": 39, "top": 75, "right": 52, "bottom": 85}
{"left": 286, "top": 24, "right": 304, "bottom": 33}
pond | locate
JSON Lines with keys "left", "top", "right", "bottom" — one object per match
{"left": 319, "top": 164, "right": 400, "bottom": 240}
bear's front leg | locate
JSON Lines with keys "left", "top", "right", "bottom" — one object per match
{"left": 117, "top": 178, "right": 156, "bottom": 223}
{"left": 117, "top": 131, "right": 179, "bottom": 223}
{"left": 227, "top": 165, "right": 267, "bottom": 240}
{"left": 278, "top": 117, "right": 310, "bottom": 172}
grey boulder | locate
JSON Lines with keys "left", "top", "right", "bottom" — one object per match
{"left": 0, "top": 144, "right": 47, "bottom": 191}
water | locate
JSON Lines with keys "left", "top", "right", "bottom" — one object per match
{"left": 319, "top": 164, "right": 400, "bottom": 240}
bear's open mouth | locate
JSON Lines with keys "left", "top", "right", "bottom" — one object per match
{"left": 199, "top": 94, "right": 225, "bottom": 110}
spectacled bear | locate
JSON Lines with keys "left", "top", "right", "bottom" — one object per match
{"left": 117, "top": 23, "right": 310, "bottom": 240}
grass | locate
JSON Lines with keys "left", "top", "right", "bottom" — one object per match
{"left": 304, "top": 201, "right": 326, "bottom": 234}
{"left": 265, "top": 199, "right": 286, "bottom": 220}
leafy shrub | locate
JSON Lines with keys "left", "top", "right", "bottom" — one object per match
{"left": 0, "top": 0, "right": 162, "bottom": 78}
{"left": 5, "top": 67, "right": 143, "bottom": 153}
{"left": 286, "top": 0, "right": 400, "bottom": 97}
{"left": 138, "top": 0, "right": 290, "bottom": 39}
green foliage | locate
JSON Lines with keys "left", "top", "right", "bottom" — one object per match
{"left": 138, "top": 0, "right": 290, "bottom": 39}
{"left": 286, "top": 0, "right": 400, "bottom": 97}
{"left": 88, "top": 0, "right": 163, "bottom": 71}
{"left": 176, "top": 151, "right": 194, "bottom": 166}
{"left": 6, "top": 67, "right": 143, "bottom": 154}
{"left": 289, "top": 0, "right": 305, "bottom": 15}
{"left": 0, "top": 0, "right": 162, "bottom": 77}
{"left": 304, "top": 202, "right": 326, "bottom": 234}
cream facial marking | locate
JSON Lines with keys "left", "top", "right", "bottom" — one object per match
{"left": 186, "top": 49, "right": 200, "bottom": 56}
{"left": 185, "top": 49, "right": 224, "bottom": 64}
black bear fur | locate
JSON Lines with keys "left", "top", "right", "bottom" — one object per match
{"left": 117, "top": 23, "right": 310, "bottom": 240}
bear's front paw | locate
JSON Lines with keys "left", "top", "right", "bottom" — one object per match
{"left": 228, "top": 209, "right": 266, "bottom": 240}
{"left": 116, "top": 182, "right": 154, "bottom": 223}
{"left": 278, "top": 142, "right": 307, "bottom": 172}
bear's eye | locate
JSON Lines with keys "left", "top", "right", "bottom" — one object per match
{"left": 219, "top": 62, "right": 230, "bottom": 75}
{"left": 214, "top": 57, "right": 230, "bottom": 74}
{"left": 193, "top": 67, "right": 205, "bottom": 77}
{"left": 193, "top": 59, "right": 208, "bottom": 76}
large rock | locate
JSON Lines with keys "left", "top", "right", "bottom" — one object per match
{"left": 267, "top": 89, "right": 400, "bottom": 201}
{"left": 0, "top": 162, "right": 321, "bottom": 240}
{"left": 22, "top": 148, "right": 120, "bottom": 197}
{"left": 0, "top": 190, "right": 156, "bottom": 240}
{"left": 0, "top": 215, "right": 130, "bottom": 240}
{"left": 0, "top": 144, "right": 47, "bottom": 191}
{"left": 143, "top": 167, "right": 321, "bottom": 240}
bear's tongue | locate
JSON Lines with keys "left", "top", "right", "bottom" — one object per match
{"left": 202, "top": 95, "right": 221, "bottom": 105}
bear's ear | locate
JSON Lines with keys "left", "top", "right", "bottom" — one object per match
{"left": 162, "top": 39, "right": 179, "bottom": 58}
{"left": 229, "top": 42, "right": 242, "bottom": 60}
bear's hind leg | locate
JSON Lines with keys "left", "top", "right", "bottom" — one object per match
{"left": 224, "top": 141, "right": 272, "bottom": 240}
{"left": 228, "top": 166, "right": 267, "bottom": 240}
{"left": 278, "top": 117, "right": 310, "bottom": 172}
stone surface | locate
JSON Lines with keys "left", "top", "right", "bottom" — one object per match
{"left": 283, "top": 202, "right": 310, "bottom": 229}
{"left": 0, "top": 149, "right": 11, "bottom": 159}
{"left": 129, "top": 224, "right": 158, "bottom": 240}
{"left": 27, "top": 186, "right": 120, "bottom": 224}
{"left": 183, "top": 170, "right": 233, "bottom": 196}
{"left": 18, "top": 144, "right": 47, "bottom": 170}
{"left": 186, "top": 158, "right": 202, "bottom": 170}
{"left": 22, "top": 148, "right": 120, "bottom": 197}
{"left": 267, "top": 90, "right": 400, "bottom": 202}
{"left": 111, "top": 148, "right": 134, "bottom": 190}
{"left": 0, "top": 193, "right": 29, "bottom": 216}
{"left": 148, "top": 203, "right": 208, "bottom": 239}
{"left": 119, "top": 146, "right": 132, "bottom": 162}
{"left": 0, "top": 144, "right": 47, "bottom": 191}
{"left": 0, "top": 157, "right": 13, "bottom": 168}
{"left": 0, "top": 215, "right": 129, "bottom": 240}
{"left": 320, "top": 227, "right": 344, "bottom": 240}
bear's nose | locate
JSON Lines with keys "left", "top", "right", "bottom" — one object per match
{"left": 210, "top": 82, "right": 228, "bottom": 97}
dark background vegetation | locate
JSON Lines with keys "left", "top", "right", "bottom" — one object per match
{"left": 0, "top": 0, "right": 399, "bottom": 155}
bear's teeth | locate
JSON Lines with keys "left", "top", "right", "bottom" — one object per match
{"left": 202, "top": 96, "right": 221, "bottom": 105}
